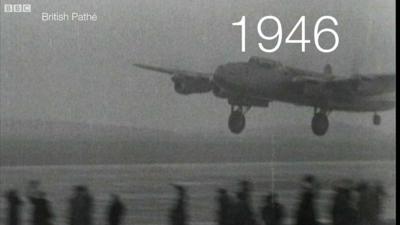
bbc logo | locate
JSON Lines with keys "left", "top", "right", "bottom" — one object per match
{"left": 4, "top": 4, "right": 31, "bottom": 13}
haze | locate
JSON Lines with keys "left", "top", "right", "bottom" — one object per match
{"left": 0, "top": 0, "right": 395, "bottom": 134}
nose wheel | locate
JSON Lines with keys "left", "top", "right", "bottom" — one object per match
{"left": 311, "top": 109, "right": 329, "bottom": 136}
{"left": 373, "top": 113, "right": 381, "bottom": 125}
{"left": 228, "top": 105, "right": 249, "bottom": 134}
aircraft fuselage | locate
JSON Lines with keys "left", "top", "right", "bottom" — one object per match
{"left": 213, "top": 62, "right": 395, "bottom": 112}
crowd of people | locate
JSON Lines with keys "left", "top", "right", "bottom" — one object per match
{"left": 5, "top": 180, "right": 125, "bottom": 225}
{"left": 210, "top": 175, "right": 386, "bottom": 225}
{"left": 4, "top": 175, "right": 387, "bottom": 225}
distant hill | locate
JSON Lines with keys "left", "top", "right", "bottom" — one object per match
{"left": 0, "top": 119, "right": 395, "bottom": 166}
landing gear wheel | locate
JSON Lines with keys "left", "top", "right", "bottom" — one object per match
{"left": 311, "top": 112, "right": 329, "bottom": 136}
{"left": 373, "top": 114, "right": 381, "bottom": 125}
{"left": 228, "top": 110, "right": 246, "bottom": 134}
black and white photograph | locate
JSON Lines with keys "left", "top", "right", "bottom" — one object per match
{"left": 0, "top": 0, "right": 396, "bottom": 225}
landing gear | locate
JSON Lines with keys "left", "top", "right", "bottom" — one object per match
{"left": 228, "top": 105, "right": 249, "bottom": 134}
{"left": 373, "top": 113, "right": 381, "bottom": 125}
{"left": 311, "top": 109, "right": 329, "bottom": 136}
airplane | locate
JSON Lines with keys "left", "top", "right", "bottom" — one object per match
{"left": 134, "top": 56, "right": 395, "bottom": 136}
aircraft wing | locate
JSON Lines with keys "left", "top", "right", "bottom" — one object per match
{"left": 133, "top": 63, "right": 214, "bottom": 95}
{"left": 292, "top": 74, "right": 396, "bottom": 96}
{"left": 291, "top": 75, "right": 330, "bottom": 83}
{"left": 134, "top": 63, "right": 213, "bottom": 78}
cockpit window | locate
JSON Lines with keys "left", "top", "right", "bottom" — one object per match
{"left": 248, "top": 56, "right": 282, "bottom": 69}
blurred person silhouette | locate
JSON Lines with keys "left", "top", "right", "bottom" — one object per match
{"left": 216, "top": 188, "right": 234, "bottom": 225}
{"left": 356, "top": 181, "right": 375, "bottom": 225}
{"left": 356, "top": 181, "right": 386, "bottom": 225}
{"left": 26, "top": 180, "right": 52, "bottom": 225}
{"left": 260, "top": 193, "right": 285, "bottom": 225}
{"left": 238, "top": 180, "right": 253, "bottom": 204}
{"left": 370, "top": 182, "right": 386, "bottom": 225}
{"left": 238, "top": 180, "right": 256, "bottom": 225}
{"left": 68, "top": 185, "right": 94, "bottom": 225}
{"left": 27, "top": 180, "right": 41, "bottom": 199}
{"left": 295, "top": 175, "right": 319, "bottom": 225}
{"left": 331, "top": 180, "right": 358, "bottom": 225}
{"left": 30, "top": 191, "right": 53, "bottom": 225}
{"left": 26, "top": 180, "right": 41, "bottom": 210}
{"left": 107, "top": 194, "right": 126, "bottom": 225}
{"left": 232, "top": 191, "right": 256, "bottom": 225}
{"left": 5, "top": 189, "right": 23, "bottom": 225}
{"left": 169, "top": 185, "right": 188, "bottom": 225}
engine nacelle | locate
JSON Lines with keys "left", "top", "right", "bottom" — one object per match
{"left": 171, "top": 75, "right": 213, "bottom": 95}
{"left": 173, "top": 80, "right": 191, "bottom": 95}
{"left": 212, "top": 85, "right": 230, "bottom": 98}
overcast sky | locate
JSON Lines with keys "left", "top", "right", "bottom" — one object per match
{"left": 0, "top": 0, "right": 395, "bottom": 134}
